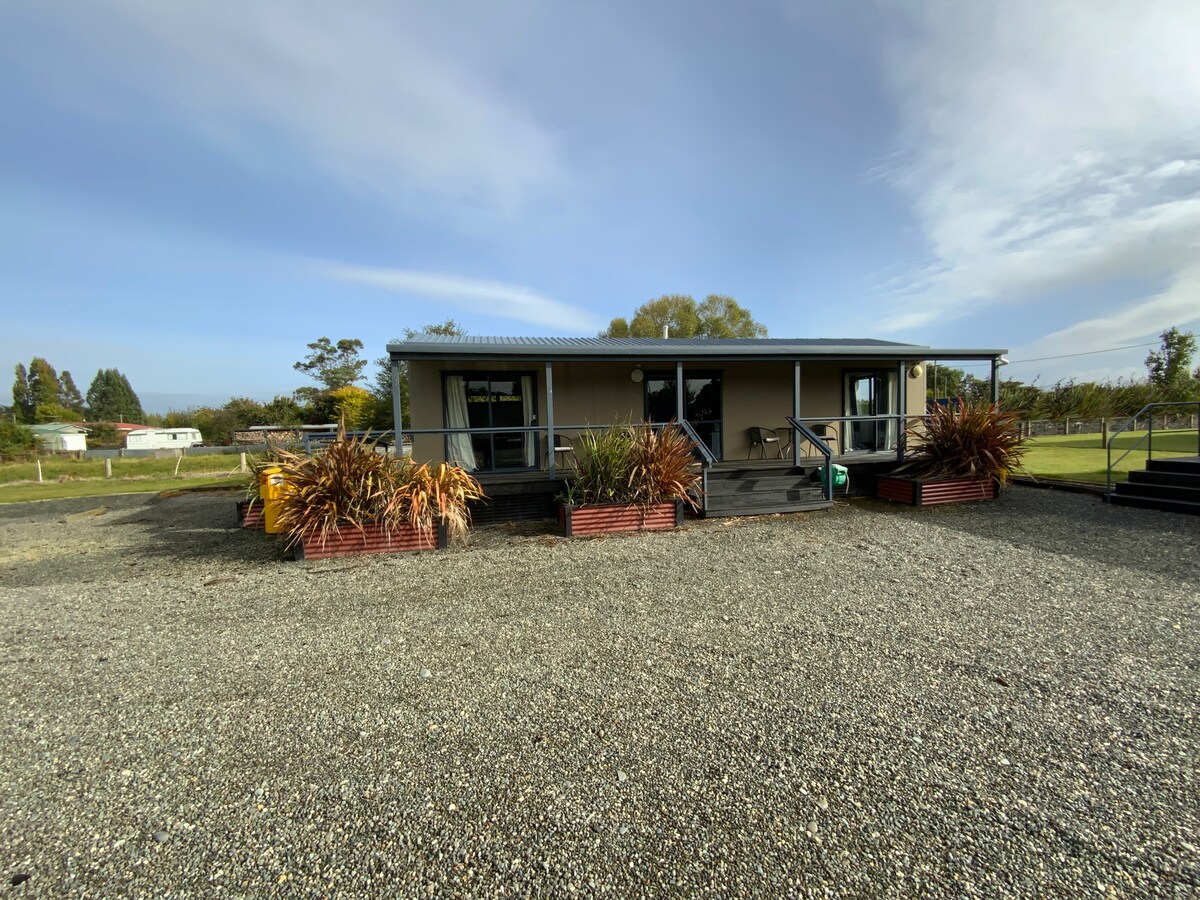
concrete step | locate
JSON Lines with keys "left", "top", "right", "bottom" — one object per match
{"left": 1108, "top": 494, "right": 1200, "bottom": 515}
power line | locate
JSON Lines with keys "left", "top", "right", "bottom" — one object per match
{"left": 932, "top": 340, "right": 1160, "bottom": 369}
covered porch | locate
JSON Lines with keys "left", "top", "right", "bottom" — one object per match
{"left": 388, "top": 337, "right": 1008, "bottom": 518}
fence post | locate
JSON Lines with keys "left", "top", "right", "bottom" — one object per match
{"left": 1100, "top": 418, "right": 1107, "bottom": 448}
{"left": 36, "top": 459, "right": 43, "bottom": 482}
{"left": 104, "top": 458, "right": 112, "bottom": 479}
{"left": 239, "top": 452, "right": 248, "bottom": 474}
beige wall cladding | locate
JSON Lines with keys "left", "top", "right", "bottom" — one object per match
{"left": 405, "top": 357, "right": 930, "bottom": 464}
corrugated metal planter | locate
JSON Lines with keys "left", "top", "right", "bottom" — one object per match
{"left": 559, "top": 500, "right": 683, "bottom": 537}
{"left": 876, "top": 475, "right": 996, "bottom": 506}
{"left": 236, "top": 500, "right": 264, "bottom": 529}
{"left": 293, "top": 522, "right": 447, "bottom": 561}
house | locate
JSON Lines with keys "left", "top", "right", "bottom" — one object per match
{"left": 30, "top": 423, "right": 89, "bottom": 452}
{"left": 385, "top": 336, "right": 1008, "bottom": 519}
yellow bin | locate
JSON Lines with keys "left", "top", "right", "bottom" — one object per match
{"left": 260, "top": 466, "right": 288, "bottom": 534}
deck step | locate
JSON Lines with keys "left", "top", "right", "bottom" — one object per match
{"left": 1114, "top": 482, "right": 1200, "bottom": 502}
{"left": 702, "top": 499, "right": 833, "bottom": 518}
{"left": 706, "top": 487, "right": 826, "bottom": 506}
{"left": 1108, "top": 494, "right": 1200, "bottom": 515}
{"left": 1146, "top": 456, "right": 1200, "bottom": 474}
{"left": 705, "top": 475, "right": 816, "bottom": 495}
{"left": 1128, "top": 469, "right": 1200, "bottom": 488}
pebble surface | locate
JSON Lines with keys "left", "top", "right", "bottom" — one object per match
{"left": 0, "top": 487, "right": 1197, "bottom": 897}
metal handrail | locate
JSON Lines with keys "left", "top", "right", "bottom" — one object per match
{"left": 679, "top": 419, "right": 717, "bottom": 467}
{"left": 1105, "top": 401, "right": 1200, "bottom": 497}
{"left": 787, "top": 417, "right": 834, "bottom": 501}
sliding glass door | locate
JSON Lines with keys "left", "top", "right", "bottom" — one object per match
{"left": 843, "top": 370, "right": 898, "bottom": 451}
{"left": 644, "top": 370, "right": 723, "bottom": 458}
{"left": 443, "top": 373, "right": 537, "bottom": 471}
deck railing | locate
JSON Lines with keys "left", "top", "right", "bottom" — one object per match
{"left": 786, "top": 418, "right": 835, "bottom": 500}
{"left": 1105, "top": 401, "right": 1200, "bottom": 498}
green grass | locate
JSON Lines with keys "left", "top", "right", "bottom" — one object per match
{"left": 0, "top": 474, "right": 243, "bottom": 504}
{"left": 0, "top": 453, "right": 248, "bottom": 484}
{"left": 1019, "top": 429, "right": 1199, "bottom": 484}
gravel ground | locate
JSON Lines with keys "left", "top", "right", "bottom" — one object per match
{"left": 0, "top": 487, "right": 1197, "bottom": 898}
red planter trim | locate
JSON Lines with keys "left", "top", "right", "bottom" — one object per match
{"left": 237, "top": 500, "right": 264, "bottom": 529}
{"left": 294, "top": 522, "right": 447, "bottom": 560}
{"left": 560, "top": 500, "right": 682, "bottom": 537}
{"left": 876, "top": 475, "right": 996, "bottom": 507}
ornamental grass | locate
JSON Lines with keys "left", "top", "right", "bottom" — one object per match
{"left": 896, "top": 398, "right": 1026, "bottom": 485}
{"left": 272, "top": 424, "right": 483, "bottom": 550}
{"left": 566, "top": 420, "right": 701, "bottom": 510}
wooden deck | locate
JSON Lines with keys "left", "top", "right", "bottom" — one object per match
{"left": 467, "top": 451, "right": 902, "bottom": 521}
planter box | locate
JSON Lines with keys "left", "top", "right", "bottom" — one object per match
{"left": 559, "top": 500, "right": 683, "bottom": 537}
{"left": 236, "top": 499, "right": 264, "bottom": 529}
{"left": 876, "top": 475, "right": 996, "bottom": 507}
{"left": 293, "top": 522, "right": 447, "bottom": 561}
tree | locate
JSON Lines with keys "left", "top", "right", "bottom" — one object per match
{"left": 601, "top": 294, "right": 767, "bottom": 339}
{"left": 373, "top": 320, "right": 467, "bottom": 430}
{"left": 1145, "top": 327, "right": 1197, "bottom": 400}
{"left": 27, "top": 358, "right": 61, "bottom": 412}
{"left": 58, "top": 371, "right": 84, "bottom": 415}
{"left": 0, "top": 420, "right": 36, "bottom": 457}
{"left": 293, "top": 337, "right": 367, "bottom": 401}
{"left": 85, "top": 369, "right": 145, "bottom": 422}
{"left": 12, "top": 363, "right": 31, "bottom": 423}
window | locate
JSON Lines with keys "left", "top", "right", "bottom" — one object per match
{"left": 443, "top": 373, "right": 537, "bottom": 471}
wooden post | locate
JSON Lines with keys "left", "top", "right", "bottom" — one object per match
{"left": 104, "top": 458, "right": 112, "bottom": 479}
{"left": 239, "top": 452, "right": 248, "bottom": 474}
{"left": 1100, "top": 418, "right": 1107, "bottom": 448}
{"left": 36, "top": 459, "right": 43, "bottom": 482}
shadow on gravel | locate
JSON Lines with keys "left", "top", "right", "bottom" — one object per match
{"left": 859, "top": 487, "right": 1199, "bottom": 581}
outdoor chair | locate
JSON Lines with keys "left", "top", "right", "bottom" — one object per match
{"left": 550, "top": 433, "right": 574, "bottom": 468}
{"left": 747, "top": 427, "right": 784, "bottom": 459}
{"left": 803, "top": 423, "right": 840, "bottom": 457}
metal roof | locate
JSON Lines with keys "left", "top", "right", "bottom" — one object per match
{"left": 30, "top": 422, "right": 89, "bottom": 434}
{"left": 387, "top": 336, "right": 1007, "bottom": 361}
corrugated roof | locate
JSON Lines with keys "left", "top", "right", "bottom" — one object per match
{"left": 387, "top": 336, "right": 1006, "bottom": 360}
{"left": 30, "top": 423, "right": 88, "bottom": 434}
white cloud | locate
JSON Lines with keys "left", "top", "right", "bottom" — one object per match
{"left": 7, "top": 1, "right": 570, "bottom": 221}
{"left": 875, "top": 0, "right": 1200, "bottom": 334}
{"left": 318, "top": 263, "right": 603, "bottom": 334}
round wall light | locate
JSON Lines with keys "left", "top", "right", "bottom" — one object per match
{"left": 630, "top": 368, "right": 644, "bottom": 383}
{"left": 909, "top": 363, "right": 924, "bottom": 379}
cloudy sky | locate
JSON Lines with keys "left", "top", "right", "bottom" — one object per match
{"left": 2, "top": 0, "right": 1198, "bottom": 411}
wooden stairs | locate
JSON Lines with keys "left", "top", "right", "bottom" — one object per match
{"left": 1108, "top": 456, "right": 1200, "bottom": 516}
{"left": 701, "top": 463, "right": 832, "bottom": 518}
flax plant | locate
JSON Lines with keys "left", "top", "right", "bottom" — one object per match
{"left": 896, "top": 398, "right": 1026, "bottom": 485}
{"left": 566, "top": 420, "right": 701, "bottom": 509}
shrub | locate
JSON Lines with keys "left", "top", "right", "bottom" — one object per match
{"left": 565, "top": 420, "right": 701, "bottom": 510}
{"left": 272, "top": 424, "right": 484, "bottom": 550}
{"left": 897, "top": 398, "right": 1026, "bottom": 485}
{"left": 0, "top": 421, "right": 36, "bottom": 457}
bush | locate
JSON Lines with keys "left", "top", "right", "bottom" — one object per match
{"left": 0, "top": 421, "right": 36, "bottom": 457}
{"left": 273, "top": 425, "right": 483, "bottom": 549}
{"left": 565, "top": 421, "right": 701, "bottom": 510}
{"left": 898, "top": 398, "right": 1026, "bottom": 484}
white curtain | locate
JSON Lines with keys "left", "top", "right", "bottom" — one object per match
{"left": 521, "top": 375, "right": 535, "bottom": 467}
{"left": 881, "top": 371, "right": 900, "bottom": 450}
{"left": 444, "top": 376, "right": 476, "bottom": 471}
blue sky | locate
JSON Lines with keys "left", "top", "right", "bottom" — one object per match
{"left": 2, "top": 0, "right": 1198, "bottom": 412}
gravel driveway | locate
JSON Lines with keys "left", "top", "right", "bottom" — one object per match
{"left": 1, "top": 487, "right": 1197, "bottom": 898}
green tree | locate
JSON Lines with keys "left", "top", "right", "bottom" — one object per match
{"left": 602, "top": 294, "right": 767, "bottom": 339}
{"left": 34, "top": 402, "right": 75, "bottom": 423}
{"left": 373, "top": 320, "right": 467, "bottom": 430}
{"left": 27, "top": 358, "right": 61, "bottom": 412}
{"left": 12, "top": 363, "right": 32, "bottom": 423}
{"left": 58, "top": 371, "right": 85, "bottom": 415}
{"left": 0, "top": 420, "right": 37, "bottom": 456}
{"left": 294, "top": 337, "right": 367, "bottom": 403}
{"left": 1145, "top": 327, "right": 1197, "bottom": 400}
{"left": 85, "top": 369, "right": 145, "bottom": 422}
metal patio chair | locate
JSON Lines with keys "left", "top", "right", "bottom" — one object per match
{"left": 747, "top": 427, "right": 784, "bottom": 459}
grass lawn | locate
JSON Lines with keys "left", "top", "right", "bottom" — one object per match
{"left": 0, "top": 454, "right": 247, "bottom": 484}
{"left": 1020, "top": 429, "right": 1199, "bottom": 484}
{"left": 0, "top": 474, "right": 243, "bottom": 504}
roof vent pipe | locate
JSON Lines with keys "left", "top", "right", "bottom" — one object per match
{"left": 663, "top": 324, "right": 669, "bottom": 339}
